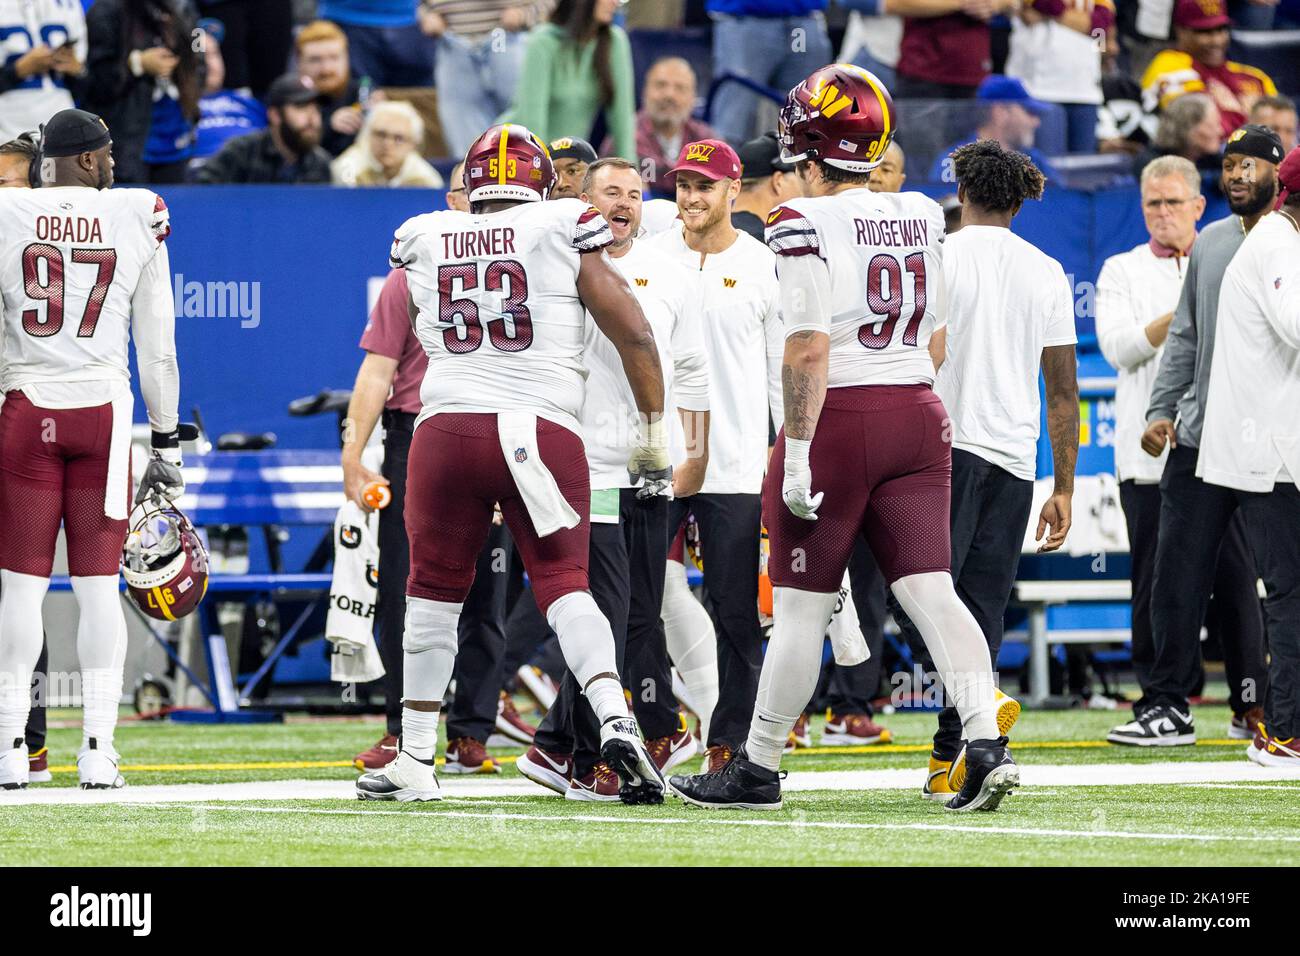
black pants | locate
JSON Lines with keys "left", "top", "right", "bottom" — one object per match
{"left": 534, "top": 489, "right": 677, "bottom": 777}
{"left": 816, "top": 539, "right": 889, "bottom": 715}
{"left": 1120, "top": 481, "right": 1161, "bottom": 690}
{"left": 198, "top": 0, "right": 294, "bottom": 97}
{"left": 26, "top": 640, "right": 47, "bottom": 752}
{"left": 1145, "top": 444, "right": 1266, "bottom": 715}
{"left": 374, "top": 412, "right": 509, "bottom": 741}
{"left": 894, "top": 449, "right": 1034, "bottom": 756}
{"left": 667, "top": 492, "right": 764, "bottom": 749}
{"left": 1236, "top": 486, "right": 1300, "bottom": 737}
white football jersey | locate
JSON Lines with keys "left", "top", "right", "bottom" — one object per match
{"left": 391, "top": 198, "right": 613, "bottom": 434}
{"left": 0, "top": 186, "right": 171, "bottom": 397}
{"left": 766, "top": 187, "right": 946, "bottom": 388}
{"left": 0, "top": 0, "right": 86, "bottom": 142}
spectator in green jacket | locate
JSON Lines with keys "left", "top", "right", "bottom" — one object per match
{"left": 500, "top": 0, "right": 636, "bottom": 160}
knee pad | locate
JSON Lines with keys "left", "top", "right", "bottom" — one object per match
{"left": 402, "top": 598, "right": 462, "bottom": 655}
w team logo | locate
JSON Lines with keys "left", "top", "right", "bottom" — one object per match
{"left": 685, "top": 143, "right": 716, "bottom": 163}
{"left": 515, "top": 447, "right": 528, "bottom": 463}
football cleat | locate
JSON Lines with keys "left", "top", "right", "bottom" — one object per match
{"left": 443, "top": 737, "right": 498, "bottom": 775}
{"left": 1247, "top": 725, "right": 1300, "bottom": 767}
{"left": 495, "top": 691, "right": 537, "bottom": 745}
{"left": 356, "top": 751, "right": 441, "bottom": 801}
{"left": 948, "top": 688, "right": 1020, "bottom": 790}
{"left": 353, "top": 734, "right": 399, "bottom": 771}
{"left": 599, "top": 716, "right": 665, "bottom": 805}
{"left": 516, "top": 665, "right": 558, "bottom": 713}
{"left": 0, "top": 739, "right": 29, "bottom": 790}
{"left": 645, "top": 717, "right": 700, "bottom": 773}
{"left": 670, "top": 745, "right": 784, "bottom": 811}
{"left": 77, "top": 738, "right": 125, "bottom": 790}
{"left": 945, "top": 737, "right": 1018, "bottom": 812}
{"left": 1107, "top": 705, "right": 1195, "bottom": 746}
{"left": 822, "top": 710, "right": 892, "bottom": 747}
{"left": 785, "top": 713, "right": 812, "bottom": 753}
{"left": 1230, "top": 707, "right": 1266, "bottom": 741}
{"left": 701, "top": 744, "right": 733, "bottom": 774}
{"left": 922, "top": 752, "right": 956, "bottom": 801}
{"left": 564, "top": 762, "right": 622, "bottom": 802}
{"left": 516, "top": 745, "right": 573, "bottom": 795}
{"left": 28, "top": 745, "right": 51, "bottom": 784}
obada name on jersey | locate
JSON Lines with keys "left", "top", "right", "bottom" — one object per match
{"left": 36, "top": 215, "right": 105, "bottom": 244}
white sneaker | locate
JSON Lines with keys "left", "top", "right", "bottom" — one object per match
{"left": 0, "top": 741, "right": 29, "bottom": 790}
{"left": 355, "top": 751, "right": 442, "bottom": 801}
{"left": 599, "top": 717, "right": 665, "bottom": 805}
{"left": 77, "top": 739, "right": 126, "bottom": 790}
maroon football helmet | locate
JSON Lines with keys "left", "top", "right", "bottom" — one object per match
{"left": 779, "top": 64, "right": 896, "bottom": 174}
{"left": 122, "top": 494, "right": 209, "bottom": 622}
{"left": 463, "top": 124, "right": 555, "bottom": 204}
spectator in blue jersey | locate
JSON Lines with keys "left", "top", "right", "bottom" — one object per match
{"left": 0, "top": 0, "right": 88, "bottom": 143}
{"left": 706, "top": 0, "right": 833, "bottom": 147}
{"left": 83, "top": 0, "right": 201, "bottom": 184}
{"left": 189, "top": 17, "right": 266, "bottom": 174}
{"left": 318, "top": 0, "right": 436, "bottom": 88}
{"left": 930, "top": 75, "right": 1059, "bottom": 184}
{"left": 193, "top": 1, "right": 292, "bottom": 99}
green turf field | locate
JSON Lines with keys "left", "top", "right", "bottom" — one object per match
{"left": 3, "top": 702, "right": 1296, "bottom": 866}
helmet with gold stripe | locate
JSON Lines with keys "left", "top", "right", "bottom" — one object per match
{"left": 463, "top": 124, "right": 556, "bottom": 204}
{"left": 122, "top": 493, "right": 209, "bottom": 622}
{"left": 778, "top": 64, "right": 896, "bottom": 174}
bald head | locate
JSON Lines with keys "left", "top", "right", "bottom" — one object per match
{"left": 643, "top": 57, "right": 698, "bottom": 132}
{"left": 868, "top": 141, "right": 906, "bottom": 193}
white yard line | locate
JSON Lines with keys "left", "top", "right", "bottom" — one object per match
{"left": 3, "top": 759, "right": 1298, "bottom": 807}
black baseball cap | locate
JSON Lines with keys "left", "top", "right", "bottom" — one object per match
{"left": 737, "top": 131, "right": 794, "bottom": 179}
{"left": 267, "top": 73, "right": 326, "bottom": 108}
{"left": 41, "top": 108, "right": 111, "bottom": 158}
{"left": 548, "top": 136, "right": 597, "bottom": 163}
{"left": 1223, "top": 124, "right": 1285, "bottom": 164}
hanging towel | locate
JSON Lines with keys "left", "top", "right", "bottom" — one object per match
{"left": 497, "top": 411, "right": 580, "bottom": 537}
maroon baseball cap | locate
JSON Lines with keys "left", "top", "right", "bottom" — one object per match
{"left": 668, "top": 138, "right": 743, "bottom": 181}
{"left": 1173, "top": 0, "right": 1229, "bottom": 30}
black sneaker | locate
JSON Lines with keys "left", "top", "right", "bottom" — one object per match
{"left": 669, "top": 745, "right": 784, "bottom": 811}
{"left": 944, "top": 737, "right": 1018, "bottom": 812}
{"left": 1107, "top": 705, "right": 1195, "bottom": 747}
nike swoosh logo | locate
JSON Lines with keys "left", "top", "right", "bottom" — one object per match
{"left": 758, "top": 715, "right": 780, "bottom": 724}
{"left": 536, "top": 751, "right": 570, "bottom": 775}
{"left": 668, "top": 735, "right": 690, "bottom": 754}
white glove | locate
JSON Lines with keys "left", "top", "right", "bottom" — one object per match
{"left": 782, "top": 437, "right": 823, "bottom": 520}
{"left": 627, "top": 415, "right": 672, "bottom": 500}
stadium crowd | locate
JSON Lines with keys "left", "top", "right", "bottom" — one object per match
{"left": 1, "top": 0, "right": 1299, "bottom": 803}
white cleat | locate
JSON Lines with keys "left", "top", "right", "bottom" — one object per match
{"left": 77, "top": 739, "right": 126, "bottom": 790}
{"left": 0, "top": 740, "right": 30, "bottom": 790}
{"left": 599, "top": 717, "right": 665, "bottom": 805}
{"left": 356, "top": 751, "right": 442, "bottom": 802}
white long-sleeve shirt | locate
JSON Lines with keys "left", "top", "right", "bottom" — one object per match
{"left": 1094, "top": 238, "right": 1190, "bottom": 483}
{"left": 1198, "top": 212, "right": 1300, "bottom": 493}
{"left": 580, "top": 239, "right": 710, "bottom": 490}
{"left": 648, "top": 223, "right": 783, "bottom": 495}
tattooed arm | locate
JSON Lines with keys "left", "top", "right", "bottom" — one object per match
{"left": 775, "top": 253, "right": 832, "bottom": 519}
{"left": 782, "top": 330, "right": 829, "bottom": 441}
{"left": 1037, "top": 343, "right": 1079, "bottom": 552}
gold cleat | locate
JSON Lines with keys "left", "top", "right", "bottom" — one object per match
{"left": 947, "top": 689, "right": 1021, "bottom": 792}
{"left": 922, "top": 753, "right": 956, "bottom": 801}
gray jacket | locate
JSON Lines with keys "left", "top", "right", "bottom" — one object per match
{"left": 1145, "top": 214, "right": 1246, "bottom": 448}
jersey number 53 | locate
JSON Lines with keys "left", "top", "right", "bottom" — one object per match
{"left": 437, "top": 259, "right": 532, "bottom": 354}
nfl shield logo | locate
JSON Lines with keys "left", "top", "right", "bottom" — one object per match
{"left": 515, "top": 447, "right": 528, "bottom": 463}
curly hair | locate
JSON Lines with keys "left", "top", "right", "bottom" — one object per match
{"left": 950, "top": 139, "right": 1046, "bottom": 213}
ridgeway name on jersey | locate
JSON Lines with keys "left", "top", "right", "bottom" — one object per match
{"left": 390, "top": 197, "right": 613, "bottom": 434}
{"left": 765, "top": 188, "right": 946, "bottom": 387}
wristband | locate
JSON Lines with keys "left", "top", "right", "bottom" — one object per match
{"left": 785, "top": 437, "right": 812, "bottom": 466}
{"left": 151, "top": 428, "right": 180, "bottom": 450}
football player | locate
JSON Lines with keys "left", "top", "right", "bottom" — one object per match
{"left": 518, "top": 156, "right": 711, "bottom": 799}
{"left": 0, "top": 109, "right": 182, "bottom": 790}
{"left": 356, "top": 124, "right": 669, "bottom": 802}
{"left": 670, "top": 65, "right": 1015, "bottom": 812}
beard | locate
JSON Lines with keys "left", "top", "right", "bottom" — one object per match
{"left": 281, "top": 121, "right": 320, "bottom": 155}
{"left": 1228, "top": 173, "right": 1277, "bottom": 217}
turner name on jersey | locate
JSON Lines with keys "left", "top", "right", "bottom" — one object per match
{"left": 391, "top": 197, "right": 613, "bottom": 433}
{"left": 765, "top": 189, "right": 946, "bottom": 388}
{"left": 0, "top": 187, "right": 171, "bottom": 394}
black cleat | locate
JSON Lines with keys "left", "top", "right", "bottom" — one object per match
{"left": 599, "top": 717, "right": 666, "bottom": 805}
{"left": 669, "top": 745, "right": 784, "bottom": 811}
{"left": 944, "top": 736, "right": 1018, "bottom": 812}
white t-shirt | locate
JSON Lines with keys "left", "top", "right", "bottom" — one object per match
{"left": 1198, "top": 212, "right": 1300, "bottom": 493}
{"left": 1095, "top": 239, "right": 1189, "bottom": 483}
{"left": 766, "top": 187, "right": 947, "bottom": 388}
{"left": 581, "top": 240, "right": 709, "bottom": 490}
{"left": 648, "top": 223, "right": 783, "bottom": 495}
{"left": 936, "top": 225, "right": 1078, "bottom": 480}
{"left": 0, "top": 185, "right": 178, "bottom": 430}
{"left": 0, "top": 0, "right": 85, "bottom": 142}
{"left": 1005, "top": 12, "right": 1104, "bottom": 106}
{"left": 391, "top": 198, "right": 613, "bottom": 435}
